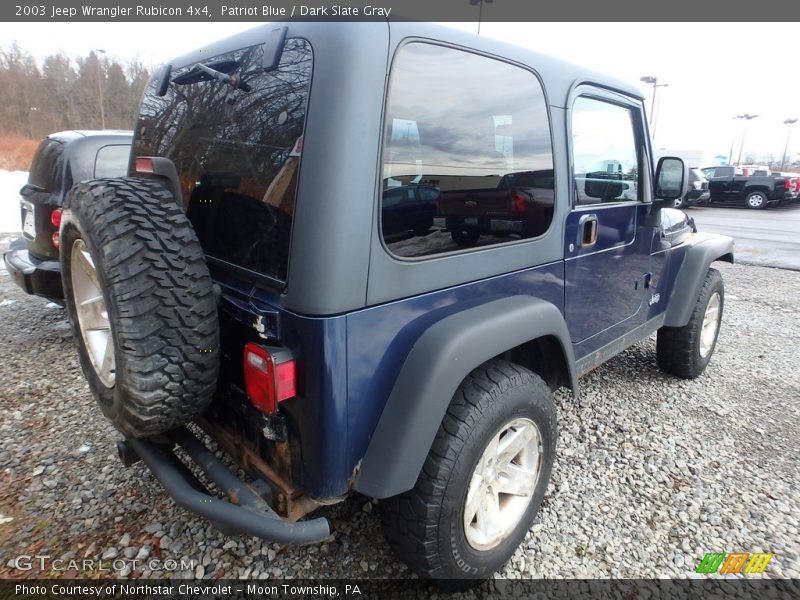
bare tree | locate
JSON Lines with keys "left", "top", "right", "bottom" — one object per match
{"left": 0, "top": 43, "right": 150, "bottom": 138}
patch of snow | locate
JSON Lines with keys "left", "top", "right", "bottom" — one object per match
{"left": 0, "top": 170, "right": 29, "bottom": 234}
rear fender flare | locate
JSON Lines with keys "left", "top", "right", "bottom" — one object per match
{"left": 354, "top": 295, "right": 577, "bottom": 499}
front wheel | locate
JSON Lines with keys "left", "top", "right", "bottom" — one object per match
{"left": 657, "top": 268, "right": 724, "bottom": 379}
{"left": 380, "top": 360, "right": 557, "bottom": 583}
{"left": 674, "top": 195, "right": 687, "bottom": 209}
{"left": 745, "top": 191, "right": 768, "bottom": 209}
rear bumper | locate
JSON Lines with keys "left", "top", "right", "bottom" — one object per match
{"left": 3, "top": 239, "right": 64, "bottom": 302}
{"left": 121, "top": 427, "right": 331, "bottom": 545}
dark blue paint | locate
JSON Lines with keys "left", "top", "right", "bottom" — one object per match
{"left": 211, "top": 206, "right": 689, "bottom": 499}
{"left": 565, "top": 202, "right": 658, "bottom": 350}
{"left": 216, "top": 262, "right": 562, "bottom": 497}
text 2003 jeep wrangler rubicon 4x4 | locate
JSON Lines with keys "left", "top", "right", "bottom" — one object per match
{"left": 59, "top": 23, "right": 733, "bottom": 582}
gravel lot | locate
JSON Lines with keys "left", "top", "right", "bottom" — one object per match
{"left": 0, "top": 233, "right": 798, "bottom": 581}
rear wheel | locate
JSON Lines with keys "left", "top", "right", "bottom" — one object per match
{"left": 60, "top": 178, "right": 219, "bottom": 439}
{"left": 673, "top": 195, "right": 687, "bottom": 209}
{"left": 380, "top": 359, "right": 556, "bottom": 583}
{"left": 657, "top": 268, "right": 723, "bottom": 379}
{"left": 745, "top": 191, "right": 768, "bottom": 209}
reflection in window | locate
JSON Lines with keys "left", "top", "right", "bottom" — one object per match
{"left": 28, "top": 139, "right": 65, "bottom": 192}
{"left": 133, "top": 39, "right": 312, "bottom": 283}
{"left": 572, "top": 97, "right": 640, "bottom": 206}
{"left": 94, "top": 145, "right": 131, "bottom": 178}
{"left": 381, "top": 43, "right": 555, "bottom": 258}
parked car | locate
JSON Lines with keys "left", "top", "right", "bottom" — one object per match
{"left": 56, "top": 23, "right": 733, "bottom": 584}
{"left": 3, "top": 130, "right": 132, "bottom": 302}
{"left": 434, "top": 169, "right": 555, "bottom": 246}
{"left": 700, "top": 165, "right": 794, "bottom": 209}
{"left": 673, "top": 168, "right": 710, "bottom": 209}
{"left": 772, "top": 172, "right": 799, "bottom": 203}
{"left": 381, "top": 184, "right": 438, "bottom": 238}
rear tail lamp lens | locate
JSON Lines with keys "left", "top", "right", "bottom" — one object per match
{"left": 51, "top": 232, "right": 60, "bottom": 249}
{"left": 511, "top": 191, "right": 527, "bottom": 213}
{"left": 50, "top": 208, "right": 62, "bottom": 228}
{"left": 243, "top": 343, "right": 297, "bottom": 415}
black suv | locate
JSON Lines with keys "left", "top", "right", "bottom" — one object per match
{"left": 674, "top": 168, "right": 710, "bottom": 209}
{"left": 56, "top": 24, "right": 733, "bottom": 583}
{"left": 4, "top": 130, "right": 132, "bottom": 302}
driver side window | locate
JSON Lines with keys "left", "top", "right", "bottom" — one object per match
{"left": 572, "top": 97, "right": 641, "bottom": 206}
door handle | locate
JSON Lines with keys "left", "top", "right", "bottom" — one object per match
{"left": 577, "top": 214, "right": 598, "bottom": 247}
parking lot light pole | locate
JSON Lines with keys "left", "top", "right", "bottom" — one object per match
{"left": 780, "top": 118, "right": 798, "bottom": 170}
{"left": 640, "top": 76, "right": 668, "bottom": 141}
{"left": 734, "top": 113, "right": 758, "bottom": 166}
{"left": 95, "top": 49, "right": 106, "bottom": 129}
{"left": 640, "top": 76, "right": 668, "bottom": 124}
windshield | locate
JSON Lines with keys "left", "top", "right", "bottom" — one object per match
{"left": 132, "top": 38, "right": 313, "bottom": 284}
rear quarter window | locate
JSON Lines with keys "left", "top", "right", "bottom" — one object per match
{"left": 28, "top": 138, "right": 65, "bottom": 192}
{"left": 94, "top": 144, "right": 131, "bottom": 178}
{"left": 380, "top": 43, "right": 555, "bottom": 258}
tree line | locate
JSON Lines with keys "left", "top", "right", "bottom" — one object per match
{"left": 0, "top": 43, "right": 150, "bottom": 139}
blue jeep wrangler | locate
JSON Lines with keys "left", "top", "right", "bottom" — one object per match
{"left": 59, "top": 23, "right": 733, "bottom": 582}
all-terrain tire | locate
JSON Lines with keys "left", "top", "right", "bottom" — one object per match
{"left": 380, "top": 359, "right": 556, "bottom": 585}
{"left": 60, "top": 177, "right": 219, "bottom": 439}
{"left": 656, "top": 268, "right": 723, "bottom": 379}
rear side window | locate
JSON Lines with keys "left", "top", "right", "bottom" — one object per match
{"left": 28, "top": 138, "right": 65, "bottom": 192}
{"left": 133, "top": 39, "right": 313, "bottom": 284}
{"left": 94, "top": 144, "right": 131, "bottom": 178}
{"left": 380, "top": 43, "right": 555, "bottom": 258}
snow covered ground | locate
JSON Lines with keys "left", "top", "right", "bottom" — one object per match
{"left": 0, "top": 170, "right": 28, "bottom": 234}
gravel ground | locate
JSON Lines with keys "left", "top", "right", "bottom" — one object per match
{"left": 0, "top": 233, "right": 798, "bottom": 582}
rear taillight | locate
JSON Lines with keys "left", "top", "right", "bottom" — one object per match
{"left": 50, "top": 208, "right": 62, "bottom": 228}
{"left": 134, "top": 157, "right": 155, "bottom": 174}
{"left": 51, "top": 232, "right": 60, "bottom": 249}
{"left": 511, "top": 191, "right": 527, "bottom": 213}
{"left": 785, "top": 179, "right": 792, "bottom": 191}
{"left": 243, "top": 342, "right": 297, "bottom": 415}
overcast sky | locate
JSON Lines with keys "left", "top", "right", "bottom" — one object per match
{"left": 2, "top": 21, "right": 798, "bottom": 164}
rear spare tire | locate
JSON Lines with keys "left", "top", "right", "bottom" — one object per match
{"left": 60, "top": 178, "right": 219, "bottom": 439}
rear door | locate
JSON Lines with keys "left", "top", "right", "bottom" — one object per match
{"left": 564, "top": 90, "right": 654, "bottom": 350}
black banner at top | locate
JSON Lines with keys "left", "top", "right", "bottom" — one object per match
{"left": 2, "top": 0, "right": 800, "bottom": 22}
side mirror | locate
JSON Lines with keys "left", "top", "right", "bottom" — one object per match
{"left": 654, "top": 156, "right": 688, "bottom": 204}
